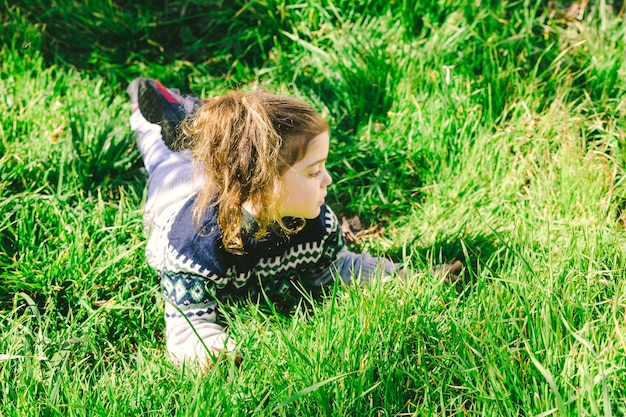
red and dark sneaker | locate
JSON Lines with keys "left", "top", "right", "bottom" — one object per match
{"left": 135, "top": 78, "right": 202, "bottom": 151}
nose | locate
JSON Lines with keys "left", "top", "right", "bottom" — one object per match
{"left": 322, "top": 168, "right": 332, "bottom": 188}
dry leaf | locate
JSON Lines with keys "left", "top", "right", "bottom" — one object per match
{"left": 341, "top": 215, "right": 384, "bottom": 245}
{"left": 51, "top": 123, "right": 65, "bottom": 143}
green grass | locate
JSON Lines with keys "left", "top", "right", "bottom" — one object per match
{"left": 2, "top": 0, "right": 626, "bottom": 415}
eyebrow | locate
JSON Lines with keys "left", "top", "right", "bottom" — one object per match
{"left": 304, "top": 158, "right": 326, "bottom": 169}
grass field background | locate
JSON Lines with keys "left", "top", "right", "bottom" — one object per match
{"left": 1, "top": 0, "right": 626, "bottom": 415}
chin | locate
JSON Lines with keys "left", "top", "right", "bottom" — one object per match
{"left": 303, "top": 207, "right": 322, "bottom": 219}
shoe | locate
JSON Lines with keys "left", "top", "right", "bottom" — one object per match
{"left": 135, "top": 78, "right": 202, "bottom": 151}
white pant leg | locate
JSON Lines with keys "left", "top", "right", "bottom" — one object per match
{"left": 130, "top": 111, "right": 201, "bottom": 270}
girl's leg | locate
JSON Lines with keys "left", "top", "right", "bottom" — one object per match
{"left": 130, "top": 111, "right": 200, "bottom": 269}
{"left": 130, "top": 111, "right": 199, "bottom": 218}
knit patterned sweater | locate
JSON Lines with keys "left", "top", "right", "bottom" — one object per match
{"left": 152, "top": 194, "right": 395, "bottom": 363}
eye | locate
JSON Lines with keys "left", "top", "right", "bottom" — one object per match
{"left": 307, "top": 163, "right": 327, "bottom": 178}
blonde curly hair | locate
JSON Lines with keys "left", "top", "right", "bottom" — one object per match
{"left": 180, "top": 90, "right": 329, "bottom": 254}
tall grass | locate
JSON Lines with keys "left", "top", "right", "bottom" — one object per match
{"left": 2, "top": 0, "right": 626, "bottom": 415}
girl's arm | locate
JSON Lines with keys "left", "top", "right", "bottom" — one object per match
{"left": 332, "top": 246, "right": 400, "bottom": 283}
{"left": 299, "top": 205, "right": 402, "bottom": 288}
{"left": 161, "top": 271, "right": 237, "bottom": 367}
{"left": 302, "top": 246, "right": 401, "bottom": 289}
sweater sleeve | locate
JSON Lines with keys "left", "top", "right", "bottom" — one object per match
{"left": 333, "top": 246, "right": 400, "bottom": 283}
{"left": 302, "top": 246, "right": 400, "bottom": 289}
{"left": 157, "top": 199, "right": 240, "bottom": 365}
{"left": 298, "top": 205, "right": 402, "bottom": 289}
{"left": 161, "top": 270, "right": 237, "bottom": 365}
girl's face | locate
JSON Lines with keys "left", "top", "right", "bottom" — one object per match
{"left": 278, "top": 131, "right": 332, "bottom": 219}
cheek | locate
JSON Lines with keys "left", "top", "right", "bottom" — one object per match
{"left": 279, "top": 177, "right": 304, "bottom": 203}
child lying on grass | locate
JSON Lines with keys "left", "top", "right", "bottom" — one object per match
{"left": 127, "top": 78, "right": 461, "bottom": 368}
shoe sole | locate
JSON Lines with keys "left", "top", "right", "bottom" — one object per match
{"left": 138, "top": 80, "right": 186, "bottom": 151}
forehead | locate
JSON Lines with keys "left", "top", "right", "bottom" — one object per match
{"left": 293, "top": 131, "right": 330, "bottom": 169}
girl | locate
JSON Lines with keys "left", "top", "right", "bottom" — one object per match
{"left": 127, "top": 78, "right": 446, "bottom": 367}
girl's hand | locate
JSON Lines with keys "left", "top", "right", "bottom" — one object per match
{"left": 433, "top": 260, "right": 463, "bottom": 284}
{"left": 201, "top": 349, "right": 243, "bottom": 373}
